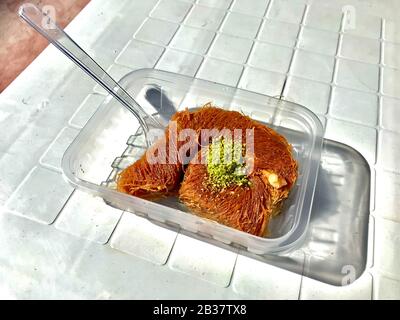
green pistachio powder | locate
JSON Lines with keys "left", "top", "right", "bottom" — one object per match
{"left": 206, "top": 138, "right": 250, "bottom": 189}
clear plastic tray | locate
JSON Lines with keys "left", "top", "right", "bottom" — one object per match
{"left": 62, "top": 69, "right": 323, "bottom": 254}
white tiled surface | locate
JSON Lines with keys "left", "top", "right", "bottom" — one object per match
{"left": 168, "top": 234, "right": 237, "bottom": 287}
{"left": 232, "top": 255, "right": 302, "bottom": 299}
{"left": 258, "top": 20, "right": 299, "bottom": 47}
{"left": 381, "top": 96, "right": 400, "bottom": 132}
{"left": 150, "top": 0, "right": 192, "bottom": 23}
{"left": 231, "top": 0, "right": 269, "bottom": 17}
{"left": 374, "top": 218, "right": 400, "bottom": 280}
{"left": 209, "top": 34, "right": 253, "bottom": 64}
{"left": 5, "top": 166, "right": 73, "bottom": 224}
{"left": 335, "top": 58, "right": 379, "bottom": 92}
{"left": 329, "top": 87, "right": 378, "bottom": 126}
{"left": 367, "top": 215, "right": 375, "bottom": 268}
{"left": 185, "top": 5, "right": 225, "bottom": 30}
{"left": 283, "top": 76, "right": 331, "bottom": 115}
{"left": 134, "top": 18, "right": 179, "bottom": 46}
{"left": 291, "top": 50, "right": 335, "bottom": 83}
{"left": 55, "top": 190, "right": 122, "bottom": 244}
{"left": 239, "top": 67, "right": 286, "bottom": 96}
{"left": 0, "top": 211, "right": 241, "bottom": 299}
{"left": 342, "top": 13, "right": 382, "bottom": 39}
{"left": 267, "top": 0, "right": 305, "bottom": 24}
{"left": 375, "top": 170, "right": 400, "bottom": 222}
{"left": 69, "top": 94, "right": 105, "bottom": 129}
{"left": 110, "top": 212, "right": 177, "bottom": 265}
{"left": 325, "top": 118, "right": 377, "bottom": 163}
{"left": 378, "top": 129, "right": 400, "bottom": 172}
{"left": 383, "top": 42, "right": 400, "bottom": 69}
{"left": 156, "top": 49, "right": 203, "bottom": 76}
{"left": 221, "top": 12, "right": 262, "bottom": 38}
{"left": 197, "top": 58, "right": 243, "bottom": 86}
{"left": 170, "top": 26, "right": 215, "bottom": 54}
{"left": 0, "top": 0, "right": 399, "bottom": 299}
{"left": 384, "top": 19, "right": 400, "bottom": 43}
{"left": 340, "top": 35, "right": 380, "bottom": 64}
{"left": 300, "top": 272, "right": 373, "bottom": 300}
{"left": 115, "top": 40, "right": 165, "bottom": 69}
{"left": 305, "top": 3, "right": 342, "bottom": 32}
{"left": 198, "top": 0, "right": 232, "bottom": 10}
{"left": 39, "top": 127, "right": 81, "bottom": 171}
{"left": 249, "top": 42, "right": 293, "bottom": 73}
{"left": 298, "top": 27, "right": 339, "bottom": 56}
{"left": 382, "top": 67, "right": 400, "bottom": 98}
{"left": 373, "top": 274, "right": 400, "bottom": 299}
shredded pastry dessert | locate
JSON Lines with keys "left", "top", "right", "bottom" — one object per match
{"left": 117, "top": 104, "right": 298, "bottom": 236}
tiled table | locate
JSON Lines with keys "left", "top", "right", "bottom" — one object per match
{"left": 0, "top": 0, "right": 399, "bottom": 299}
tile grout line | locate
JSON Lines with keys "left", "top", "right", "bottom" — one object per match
{"left": 371, "top": 212, "right": 400, "bottom": 225}
{"left": 126, "top": 27, "right": 400, "bottom": 100}
{"left": 123, "top": 4, "right": 400, "bottom": 100}
{"left": 297, "top": 251, "right": 308, "bottom": 300}
{"left": 369, "top": 269, "right": 375, "bottom": 300}
{"left": 375, "top": 18, "right": 385, "bottom": 168}
{"left": 104, "top": 209, "right": 126, "bottom": 246}
{"left": 280, "top": 3, "right": 309, "bottom": 100}
{"left": 370, "top": 214, "right": 400, "bottom": 282}
{"left": 367, "top": 215, "right": 376, "bottom": 270}
{"left": 137, "top": 4, "right": 400, "bottom": 66}
{"left": 325, "top": 11, "right": 346, "bottom": 122}
{"left": 367, "top": 15, "right": 386, "bottom": 299}
{"left": 177, "top": 1, "right": 395, "bottom": 43}
{"left": 38, "top": 126, "right": 79, "bottom": 172}
{"left": 49, "top": 188, "right": 77, "bottom": 226}
{"left": 235, "top": 0, "right": 274, "bottom": 88}
{"left": 136, "top": 14, "right": 391, "bottom": 68}
{"left": 153, "top": 0, "right": 197, "bottom": 70}
{"left": 4, "top": 166, "right": 75, "bottom": 226}
{"left": 160, "top": 226, "right": 180, "bottom": 266}
{"left": 67, "top": 93, "right": 105, "bottom": 129}
{"left": 225, "top": 250, "right": 240, "bottom": 288}
{"left": 3, "top": 166, "right": 42, "bottom": 212}
{"left": 368, "top": 34, "right": 385, "bottom": 230}
{"left": 370, "top": 167, "right": 376, "bottom": 215}
{"left": 192, "top": 0, "right": 235, "bottom": 79}
{"left": 132, "top": 29, "right": 382, "bottom": 67}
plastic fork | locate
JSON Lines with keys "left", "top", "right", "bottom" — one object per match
{"left": 18, "top": 3, "right": 164, "bottom": 146}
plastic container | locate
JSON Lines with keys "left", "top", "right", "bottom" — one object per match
{"left": 62, "top": 69, "right": 323, "bottom": 254}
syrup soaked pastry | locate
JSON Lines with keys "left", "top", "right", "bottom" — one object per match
{"left": 117, "top": 105, "right": 297, "bottom": 236}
